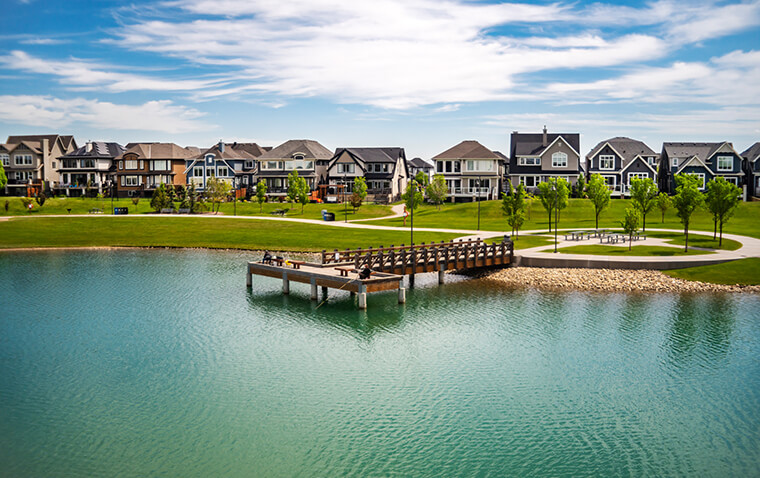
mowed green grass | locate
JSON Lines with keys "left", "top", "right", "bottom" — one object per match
{"left": 365, "top": 199, "right": 760, "bottom": 239}
{"left": 546, "top": 245, "right": 711, "bottom": 256}
{"left": 646, "top": 231, "right": 742, "bottom": 251}
{"left": 664, "top": 258, "right": 760, "bottom": 285}
{"left": 0, "top": 197, "right": 393, "bottom": 221}
{"left": 0, "top": 217, "right": 462, "bottom": 252}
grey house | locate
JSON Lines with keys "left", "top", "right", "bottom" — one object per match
{"left": 431, "top": 140, "right": 505, "bottom": 202}
{"left": 508, "top": 127, "right": 581, "bottom": 191}
{"left": 741, "top": 142, "right": 760, "bottom": 198}
{"left": 56, "top": 141, "right": 125, "bottom": 196}
{"left": 256, "top": 139, "right": 333, "bottom": 198}
{"left": 658, "top": 142, "right": 745, "bottom": 196}
{"left": 409, "top": 157, "right": 434, "bottom": 182}
{"left": 325, "top": 147, "right": 409, "bottom": 203}
{"left": 585, "top": 137, "right": 658, "bottom": 196}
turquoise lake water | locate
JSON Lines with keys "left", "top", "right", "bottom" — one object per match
{"left": 1, "top": 249, "right": 759, "bottom": 477}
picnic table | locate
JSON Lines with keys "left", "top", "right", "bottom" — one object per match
{"left": 601, "top": 233, "right": 627, "bottom": 244}
{"left": 564, "top": 231, "right": 592, "bottom": 241}
{"left": 271, "top": 208, "right": 289, "bottom": 216}
{"left": 593, "top": 229, "right": 610, "bottom": 238}
{"left": 88, "top": 208, "right": 103, "bottom": 214}
{"left": 271, "top": 257, "right": 304, "bottom": 269}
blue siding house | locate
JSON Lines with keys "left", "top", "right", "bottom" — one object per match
{"left": 585, "top": 137, "right": 658, "bottom": 196}
{"left": 742, "top": 142, "right": 760, "bottom": 199}
{"left": 184, "top": 141, "right": 262, "bottom": 194}
{"left": 658, "top": 142, "right": 745, "bottom": 197}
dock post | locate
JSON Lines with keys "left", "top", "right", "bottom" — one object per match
{"left": 282, "top": 272, "right": 290, "bottom": 295}
{"left": 438, "top": 268, "right": 445, "bottom": 284}
{"left": 310, "top": 278, "right": 318, "bottom": 300}
{"left": 321, "top": 286, "right": 328, "bottom": 299}
{"left": 246, "top": 264, "right": 252, "bottom": 287}
{"left": 358, "top": 284, "right": 367, "bottom": 309}
{"left": 398, "top": 283, "right": 406, "bottom": 304}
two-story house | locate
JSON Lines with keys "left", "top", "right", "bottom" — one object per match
{"left": 184, "top": 141, "right": 261, "bottom": 193}
{"left": 741, "top": 142, "right": 760, "bottom": 199}
{"left": 1, "top": 135, "right": 77, "bottom": 195}
{"left": 55, "top": 141, "right": 125, "bottom": 196}
{"left": 324, "top": 147, "right": 409, "bottom": 203}
{"left": 408, "top": 157, "right": 434, "bottom": 182}
{"left": 585, "top": 137, "right": 658, "bottom": 196}
{"left": 658, "top": 142, "right": 745, "bottom": 196}
{"left": 114, "top": 143, "right": 199, "bottom": 198}
{"left": 255, "top": 139, "right": 333, "bottom": 199}
{"left": 431, "top": 140, "right": 505, "bottom": 202}
{"left": 508, "top": 127, "right": 582, "bottom": 191}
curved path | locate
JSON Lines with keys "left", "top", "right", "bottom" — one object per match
{"left": 4, "top": 212, "right": 760, "bottom": 268}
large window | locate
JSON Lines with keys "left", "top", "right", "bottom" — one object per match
{"left": 193, "top": 166, "right": 204, "bottom": 177}
{"left": 1, "top": 154, "right": 8, "bottom": 165}
{"left": 80, "top": 159, "right": 95, "bottom": 168}
{"left": 717, "top": 155, "right": 733, "bottom": 171}
{"left": 628, "top": 172, "right": 648, "bottom": 184}
{"left": 337, "top": 163, "right": 355, "bottom": 174}
{"left": 125, "top": 160, "right": 138, "bottom": 170}
{"left": 518, "top": 157, "right": 540, "bottom": 166}
{"left": 520, "top": 176, "right": 538, "bottom": 187}
{"left": 14, "top": 154, "right": 33, "bottom": 165}
{"left": 123, "top": 176, "right": 139, "bottom": 186}
{"left": 552, "top": 152, "right": 568, "bottom": 168}
{"left": 217, "top": 166, "right": 229, "bottom": 177}
{"left": 151, "top": 160, "right": 170, "bottom": 171}
{"left": 16, "top": 171, "right": 32, "bottom": 181}
{"left": 284, "top": 159, "right": 313, "bottom": 170}
{"left": 63, "top": 159, "right": 77, "bottom": 168}
{"left": 722, "top": 176, "right": 738, "bottom": 185}
{"left": 599, "top": 155, "right": 615, "bottom": 170}
{"left": 466, "top": 160, "right": 494, "bottom": 172}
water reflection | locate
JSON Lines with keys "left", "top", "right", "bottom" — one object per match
{"left": 666, "top": 294, "right": 736, "bottom": 368}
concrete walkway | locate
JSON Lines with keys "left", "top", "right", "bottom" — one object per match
{"left": 5, "top": 213, "right": 760, "bottom": 268}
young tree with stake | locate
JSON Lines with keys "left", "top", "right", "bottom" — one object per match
{"left": 586, "top": 174, "right": 611, "bottom": 230}
{"left": 629, "top": 177, "right": 658, "bottom": 231}
{"left": 672, "top": 173, "right": 704, "bottom": 252}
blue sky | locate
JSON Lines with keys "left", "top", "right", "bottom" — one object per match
{"left": 1, "top": 0, "right": 759, "bottom": 159}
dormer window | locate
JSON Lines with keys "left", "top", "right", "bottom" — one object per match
{"left": 717, "top": 155, "right": 733, "bottom": 171}
{"left": 671, "top": 157, "right": 678, "bottom": 167}
{"left": 293, "top": 154, "right": 305, "bottom": 160}
{"left": 205, "top": 154, "right": 215, "bottom": 165}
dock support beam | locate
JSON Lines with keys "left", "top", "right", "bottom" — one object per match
{"left": 310, "top": 278, "right": 318, "bottom": 300}
{"left": 398, "top": 287, "right": 406, "bottom": 304}
{"left": 246, "top": 267, "right": 252, "bottom": 287}
{"left": 358, "top": 293, "right": 367, "bottom": 309}
{"left": 282, "top": 272, "right": 289, "bottom": 295}
{"left": 321, "top": 286, "right": 328, "bottom": 299}
{"left": 438, "top": 268, "right": 445, "bottom": 284}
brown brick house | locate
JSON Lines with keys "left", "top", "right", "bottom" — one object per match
{"left": 114, "top": 143, "right": 198, "bottom": 198}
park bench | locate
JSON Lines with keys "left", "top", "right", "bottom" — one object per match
{"left": 88, "top": 208, "right": 103, "bottom": 214}
{"left": 271, "top": 208, "right": 289, "bottom": 216}
{"left": 335, "top": 266, "right": 355, "bottom": 277}
{"left": 601, "top": 233, "right": 627, "bottom": 244}
{"left": 178, "top": 208, "right": 190, "bottom": 214}
{"left": 160, "top": 208, "right": 174, "bottom": 214}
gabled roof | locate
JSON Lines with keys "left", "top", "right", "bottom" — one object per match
{"left": 409, "top": 157, "right": 433, "bottom": 169}
{"left": 257, "top": 139, "right": 333, "bottom": 160}
{"left": 741, "top": 142, "right": 760, "bottom": 162}
{"left": 676, "top": 155, "right": 711, "bottom": 174}
{"left": 60, "top": 142, "right": 125, "bottom": 159}
{"left": 432, "top": 140, "right": 502, "bottom": 160}
{"left": 511, "top": 132, "right": 580, "bottom": 157}
{"left": 6, "top": 134, "right": 76, "bottom": 154}
{"left": 620, "top": 155, "right": 657, "bottom": 175}
{"left": 193, "top": 143, "right": 258, "bottom": 161}
{"left": 230, "top": 142, "right": 268, "bottom": 157}
{"left": 587, "top": 137, "right": 657, "bottom": 162}
{"left": 118, "top": 143, "right": 197, "bottom": 160}
{"left": 334, "top": 147, "right": 404, "bottom": 164}
{"left": 663, "top": 142, "right": 735, "bottom": 160}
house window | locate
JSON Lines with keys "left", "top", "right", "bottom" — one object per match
{"left": 16, "top": 171, "right": 32, "bottom": 181}
{"left": 337, "top": 163, "right": 355, "bottom": 174}
{"left": 648, "top": 157, "right": 656, "bottom": 166}
{"left": 599, "top": 155, "right": 614, "bottom": 170}
{"left": 217, "top": 166, "right": 228, "bottom": 177}
{"left": 466, "top": 160, "right": 493, "bottom": 172}
{"left": 717, "top": 155, "right": 733, "bottom": 171}
{"left": 687, "top": 173, "right": 706, "bottom": 189}
{"left": 293, "top": 154, "right": 305, "bottom": 160}
{"left": 80, "top": 159, "right": 95, "bottom": 168}
{"left": 723, "top": 176, "right": 738, "bottom": 185}
{"left": 193, "top": 166, "right": 204, "bottom": 177}
{"left": 602, "top": 175, "right": 616, "bottom": 188}
{"left": 52, "top": 161, "right": 56, "bottom": 168}
{"left": 436, "top": 162, "right": 444, "bottom": 173}
{"left": 124, "top": 176, "right": 139, "bottom": 186}
{"left": 518, "top": 157, "right": 541, "bottom": 166}
{"left": 520, "top": 176, "right": 538, "bottom": 187}
{"left": 206, "top": 167, "right": 215, "bottom": 177}
{"left": 139, "top": 160, "right": 144, "bottom": 170}
{"left": 552, "top": 152, "right": 568, "bottom": 168}
{"left": 63, "top": 159, "right": 77, "bottom": 168}
{"left": 244, "top": 160, "right": 255, "bottom": 169}
{"left": 14, "top": 154, "right": 33, "bottom": 165}
{"left": 1, "top": 154, "right": 9, "bottom": 165}
{"left": 125, "top": 160, "right": 138, "bottom": 170}
{"left": 628, "top": 172, "right": 648, "bottom": 184}
{"left": 671, "top": 157, "right": 678, "bottom": 167}
{"left": 151, "top": 160, "right": 170, "bottom": 171}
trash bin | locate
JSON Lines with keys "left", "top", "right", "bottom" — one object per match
{"left": 323, "top": 212, "right": 335, "bottom": 221}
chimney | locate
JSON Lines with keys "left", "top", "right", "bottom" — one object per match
{"left": 542, "top": 126, "right": 547, "bottom": 147}
{"left": 86, "top": 141, "right": 93, "bottom": 153}
{"left": 218, "top": 140, "right": 224, "bottom": 153}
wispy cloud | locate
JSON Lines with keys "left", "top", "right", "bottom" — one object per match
{"left": 19, "top": 37, "right": 70, "bottom": 45}
{"left": 0, "top": 95, "right": 213, "bottom": 133}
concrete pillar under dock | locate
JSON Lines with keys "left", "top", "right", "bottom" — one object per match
{"left": 438, "top": 269, "right": 445, "bottom": 284}
{"left": 282, "top": 272, "right": 289, "bottom": 295}
{"left": 310, "top": 278, "right": 318, "bottom": 300}
{"left": 398, "top": 287, "right": 406, "bottom": 304}
{"left": 358, "top": 293, "right": 367, "bottom": 309}
{"left": 246, "top": 269, "right": 252, "bottom": 287}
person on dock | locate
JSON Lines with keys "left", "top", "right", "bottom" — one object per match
{"left": 262, "top": 250, "right": 272, "bottom": 264}
{"left": 359, "top": 264, "right": 372, "bottom": 280}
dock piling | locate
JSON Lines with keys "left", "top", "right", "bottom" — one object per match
{"left": 282, "top": 272, "right": 290, "bottom": 295}
{"left": 310, "top": 277, "right": 318, "bottom": 300}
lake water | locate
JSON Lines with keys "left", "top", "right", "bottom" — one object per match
{"left": 1, "top": 249, "right": 759, "bottom": 477}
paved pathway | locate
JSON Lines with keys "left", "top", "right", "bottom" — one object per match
{"left": 5, "top": 213, "right": 760, "bottom": 266}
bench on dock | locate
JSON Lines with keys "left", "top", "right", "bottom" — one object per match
{"left": 271, "top": 257, "right": 304, "bottom": 269}
{"left": 335, "top": 266, "right": 355, "bottom": 277}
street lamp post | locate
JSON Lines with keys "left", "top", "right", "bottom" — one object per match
{"left": 344, "top": 172, "right": 348, "bottom": 223}
{"left": 410, "top": 179, "right": 416, "bottom": 245}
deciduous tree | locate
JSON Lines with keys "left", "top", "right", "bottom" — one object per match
{"left": 672, "top": 173, "right": 705, "bottom": 252}
{"left": 402, "top": 180, "right": 424, "bottom": 211}
{"left": 426, "top": 174, "right": 448, "bottom": 210}
{"left": 537, "top": 177, "right": 569, "bottom": 232}
{"left": 586, "top": 174, "right": 611, "bottom": 230}
{"left": 255, "top": 179, "right": 267, "bottom": 212}
{"left": 629, "top": 177, "right": 658, "bottom": 231}
{"left": 501, "top": 182, "right": 527, "bottom": 238}
{"left": 704, "top": 176, "right": 741, "bottom": 246}
{"left": 205, "top": 176, "right": 230, "bottom": 214}
{"left": 353, "top": 176, "right": 368, "bottom": 209}
{"left": 0, "top": 162, "right": 7, "bottom": 190}
{"left": 656, "top": 192, "right": 671, "bottom": 223}
{"left": 620, "top": 207, "right": 640, "bottom": 251}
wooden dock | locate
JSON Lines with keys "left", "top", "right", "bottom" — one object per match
{"left": 247, "top": 237, "right": 513, "bottom": 309}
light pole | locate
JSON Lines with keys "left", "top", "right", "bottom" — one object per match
{"left": 410, "top": 179, "right": 416, "bottom": 245}
{"left": 233, "top": 180, "right": 237, "bottom": 216}
{"left": 344, "top": 172, "right": 348, "bottom": 223}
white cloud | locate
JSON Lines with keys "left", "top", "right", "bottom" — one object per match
{"left": 0, "top": 95, "right": 213, "bottom": 133}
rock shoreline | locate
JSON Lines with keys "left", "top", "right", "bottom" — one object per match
{"left": 484, "top": 267, "right": 760, "bottom": 294}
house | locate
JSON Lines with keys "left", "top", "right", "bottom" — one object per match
{"left": 255, "top": 139, "right": 333, "bottom": 199}
{"left": 55, "top": 141, "right": 125, "bottom": 196}
{"left": 431, "top": 140, "right": 505, "bottom": 202}
{"left": 658, "top": 142, "right": 745, "bottom": 196}
{"left": 1, "top": 134, "right": 77, "bottom": 196}
{"left": 741, "top": 142, "right": 760, "bottom": 198}
{"left": 408, "top": 157, "right": 434, "bottom": 182}
{"left": 114, "top": 143, "right": 199, "bottom": 198}
{"left": 324, "top": 147, "right": 409, "bottom": 203}
{"left": 184, "top": 141, "right": 263, "bottom": 193}
{"left": 585, "top": 137, "right": 658, "bottom": 196}
{"left": 508, "top": 126, "right": 582, "bottom": 191}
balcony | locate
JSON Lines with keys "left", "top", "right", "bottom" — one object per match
{"left": 449, "top": 186, "right": 491, "bottom": 197}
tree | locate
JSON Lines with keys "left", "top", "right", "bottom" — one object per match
{"left": 150, "top": 183, "right": 172, "bottom": 212}
{"left": 353, "top": 176, "right": 368, "bottom": 208}
{"left": 205, "top": 176, "right": 230, "bottom": 214}
{"left": 349, "top": 192, "right": 363, "bottom": 212}
{"left": 704, "top": 176, "right": 741, "bottom": 246}
{"left": 620, "top": 207, "right": 640, "bottom": 251}
{"left": 0, "top": 161, "right": 7, "bottom": 190}
{"left": 629, "top": 177, "right": 658, "bottom": 232}
{"left": 656, "top": 192, "right": 671, "bottom": 223}
{"left": 34, "top": 190, "right": 47, "bottom": 207}
{"left": 287, "top": 170, "right": 302, "bottom": 206}
{"left": 402, "top": 180, "right": 424, "bottom": 211}
{"left": 575, "top": 174, "right": 586, "bottom": 198}
{"left": 672, "top": 173, "right": 705, "bottom": 252}
{"left": 426, "top": 174, "right": 448, "bottom": 210}
{"left": 586, "top": 174, "right": 611, "bottom": 230}
{"left": 255, "top": 179, "right": 267, "bottom": 212}
{"left": 414, "top": 171, "right": 429, "bottom": 187}
{"left": 536, "top": 177, "right": 569, "bottom": 232}
{"left": 501, "top": 182, "right": 527, "bottom": 238}
{"left": 296, "top": 176, "right": 309, "bottom": 213}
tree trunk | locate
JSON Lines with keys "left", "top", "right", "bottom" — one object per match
{"left": 595, "top": 209, "right": 599, "bottom": 230}
{"left": 719, "top": 220, "right": 723, "bottom": 247}
{"left": 629, "top": 233, "right": 632, "bottom": 251}
{"left": 713, "top": 217, "right": 717, "bottom": 240}
{"left": 548, "top": 210, "right": 552, "bottom": 233}
{"left": 642, "top": 213, "right": 646, "bottom": 232}
{"left": 684, "top": 224, "right": 689, "bottom": 252}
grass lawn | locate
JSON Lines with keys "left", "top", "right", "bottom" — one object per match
{"left": 545, "top": 245, "right": 711, "bottom": 256}
{"left": 646, "top": 231, "right": 742, "bottom": 251}
{"left": 0, "top": 196, "right": 393, "bottom": 221}
{"left": 0, "top": 217, "right": 462, "bottom": 252}
{"left": 364, "top": 199, "right": 760, "bottom": 239}
{"left": 509, "top": 235, "right": 555, "bottom": 250}
{"left": 664, "top": 258, "right": 760, "bottom": 285}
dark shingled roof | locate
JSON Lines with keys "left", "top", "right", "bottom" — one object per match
{"left": 60, "top": 142, "right": 125, "bottom": 159}
{"left": 662, "top": 142, "right": 729, "bottom": 160}
{"left": 512, "top": 133, "right": 580, "bottom": 156}
{"left": 741, "top": 142, "right": 760, "bottom": 162}
{"left": 118, "top": 143, "right": 197, "bottom": 160}
{"left": 193, "top": 143, "right": 258, "bottom": 160}
{"left": 6, "top": 134, "right": 76, "bottom": 154}
{"left": 432, "top": 140, "right": 502, "bottom": 160}
{"left": 258, "top": 139, "right": 333, "bottom": 160}
{"left": 333, "top": 147, "right": 403, "bottom": 164}
{"left": 409, "top": 157, "right": 433, "bottom": 169}
{"left": 586, "top": 137, "right": 657, "bottom": 169}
